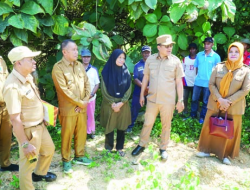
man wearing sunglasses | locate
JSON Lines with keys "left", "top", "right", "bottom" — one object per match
{"left": 131, "top": 34, "right": 185, "bottom": 160}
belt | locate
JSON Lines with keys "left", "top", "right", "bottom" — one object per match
{"left": 0, "top": 102, "right": 6, "bottom": 107}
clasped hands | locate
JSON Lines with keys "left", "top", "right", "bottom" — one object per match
{"left": 75, "top": 102, "right": 88, "bottom": 113}
{"left": 218, "top": 98, "right": 231, "bottom": 111}
{"left": 112, "top": 102, "right": 124, "bottom": 112}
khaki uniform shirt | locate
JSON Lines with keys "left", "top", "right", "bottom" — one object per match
{"left": 52, "top": 57, "right": 91, "bottom": 116}
{"left": 0, "top": 56, "right": 9, "bottom": 105}
{"left": 3, "top": 69, "right": 44, "bottom": 128}
{"left": 208, "top": 62, "right": 250, "bottom": 115}
{"left": 144, "top": 53, "right": 185, "bottom": 105}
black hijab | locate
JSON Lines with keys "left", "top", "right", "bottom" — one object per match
{"left": 101, "top": 49, "right": 131, "bottom": 98}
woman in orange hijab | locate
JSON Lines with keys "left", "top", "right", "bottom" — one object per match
{"left": 196, "top": 42, "right": 250, "bottom": 165}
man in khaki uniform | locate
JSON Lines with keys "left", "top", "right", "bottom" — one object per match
{"left": 0, "top": 56, "right": 19, "bottom": 172}
{"left": 132, "top": 35, "right": 185, "bottom": 160}
{"left": 3, "top": 46, "right": 56, "bottom": 190}
{"left": 52, "top": 39, "right": 92, "bottom": 174}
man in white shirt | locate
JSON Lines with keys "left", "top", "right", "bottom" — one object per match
{"left": 81, "top": 49, "right": 100, "bottom": 139}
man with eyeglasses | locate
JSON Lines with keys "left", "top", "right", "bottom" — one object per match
{"left": 131, "top": 34, "right": 185, "bottom": 160}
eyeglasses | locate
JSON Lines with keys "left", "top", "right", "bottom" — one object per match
{"left": 160, "top": 44, "right": 173, "bottom": 49}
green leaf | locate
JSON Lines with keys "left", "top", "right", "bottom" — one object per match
{"left": 128, "top": 0, "right": 135, "bottom": 5}
{"left": 9, "top": 0, "right": 20, "bottom": 7}
{"left": 52, "top": 15, "right": 69, "bottom": 36}
{"left": 0, "top": 16, "right": 9, "bottom": 33}
{"left": 99, "top": 15, "right": 115, "bottom": 32}
{"left": 208, "top": 0, "right": 223, "bottom": 12}
{"left": 8, "top": 14, "right": 24, "bottom": 29}
{"left": 82, "top": 23, "right": 96, "bottom": 36}
{"left": 153, "top": 7, "right": 162, "bottom": 20}
{"left": 118, "top": 0, "right": 125, "bottom": 3}
{"left": 1, "top": 28, "right": 9, "bottom": 40}
{"left": 143, "top": 24, "right": 157, "bottom": 37}
{"left": 43, "top": 27, "right": 53, "bottom": 39}
{"left": 72, "top": 24, "right": 91, "bottom": 37}
{"left": 80, "top": 37, "right": 90, "bottom": 47}
{"left": 160, "top": 15, "right": 170, "bottom": 23}
{"left": 202, "top": 21, "right": 211, "bottom": 32}
{"left": 22, "top": 14, "right": 39, "bottom": 33}
{"left": 223, "top": 27, "right": 235, "bottom": 38}
{"left": 131, "top": 2, "right": 139, "bottom": 11}
{"left": 145, "top": 13, "right": 158, "bottom": 23}
{"left": 92, "top": 39, "right": 100, "bottom": 47}
{"left": 195, "top": 32, "right": 203, "bottom": 37}
{"left": 172, "top": 0, "right": 185, "bottom": 3}
{"left": 0, "top": 2, "right": 13, "bottom": 16}
{"left": 60, "top": 0, "right": 67, "bottom": 9}
{"left": 99, "top": 34, "right": 112, "bottom": 49}
{"left": 170, "top": 3, "right": 186, "bottom": 23}
{"left": 214, "top": 33, "right": 227, "bottom": 44}
{"left": 223, "top": 0, "right": 236, "bottom": 22}
{"left": 46, "top": 89, "right": 55, "bottom": 100}
{"left": 10, "top": 33, "right": 22, "bottom": 46}
{"left": 39, "top": 16, "right": 54, "bottom": 26}
{"left": 37, "top": 0, "right": 53, "bottom": 15}
{"left": 111, "top": 35, "right": 124, "bottom": 45}
{"left": 191, "top": 0, "right": 205, "bottom": 7}
{"left": 125, "top": 56, "right": 134, "bottom": 73}
{"left": 135, "top": 17, "right": 145, "bottom": 30}
{"left": 131, "top": 6, "right": 143, "bottom": 20}
{"left": 21, "top": 1, "right": 44, "bottom": 15}
{"left": 145, "top": 0, "right": 157, "bottom": 9}
{"left": 141, "top": 2, "right": 150, "bottom": 13}
{"left": 93, "top": 45, "right": 106, "bottom": 61}
{"left": 158, "top": 25, "right": 171, "bottom": 36}
{"left": 178, "top": 33, "right": 188, "bottom": 50}
{"left": 14, "top": 28, "right": 28, "bottom": 43}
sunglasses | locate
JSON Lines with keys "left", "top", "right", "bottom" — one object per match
{"left": 160, "top": 44, "right": 173, "bottom": 48}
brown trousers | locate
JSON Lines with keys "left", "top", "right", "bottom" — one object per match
{"left": 17, "top": 123, "right": 55, "bottom": 190}
{"left": 139, "top": 101, "right": 175, "bottom": 150}
{"left": 0, "top": 105, "right": 12, "bottom": 167}
{"left": 59, "top": 112, "right": 87, "bottom": 162}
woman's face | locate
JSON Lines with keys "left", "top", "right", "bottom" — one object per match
{"left": 116, "top": 53, "right": 125, "bottom": 67}
{"left": 228, "top": 46, "right": 240, "bottom": 62}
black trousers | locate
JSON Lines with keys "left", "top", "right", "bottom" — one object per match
{"left": 105, "top": 130, "right": 125, "bottom": 150}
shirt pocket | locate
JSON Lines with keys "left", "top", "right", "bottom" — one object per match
{"left": 78, "top": 72, "right": 84, "bottom": 82}
{"left": 22, "top": 88, "right": 36, "bottom": 106}
{"left": 64, "top": 73, "right": 74, "bottom": 89}
{"left": 149, "top": 65, "right": 158, "bottom": 78}
{"left": 163, "top": 66, "right": 175, "bottom": 79}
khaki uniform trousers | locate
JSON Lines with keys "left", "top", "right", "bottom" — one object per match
{"left": 139, "top": 101, "right": 174, "bottom": 150}
{"left": 17, "top": 123, "right": 55, "bottom": 190}
{"left": 59, "top": 112, "right": 87, "bottom": 162}
{"left": 0, "top": 105, "right": 12, "bottom": 167}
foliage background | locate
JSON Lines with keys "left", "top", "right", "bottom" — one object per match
{"left": 0, "top": 0, "right": 249, "bottom": 145}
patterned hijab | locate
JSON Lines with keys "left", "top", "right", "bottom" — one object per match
{"left": 219, "top": 42, "right": 244, "bottom": 98}
{"left": 101, "top": 49, "right": 131, "bottom": 98}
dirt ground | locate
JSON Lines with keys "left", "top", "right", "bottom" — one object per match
{"left": 1, "top": 133, "right": 250, "bottom": 190}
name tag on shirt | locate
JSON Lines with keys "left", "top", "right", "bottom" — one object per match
{"left": 138, "top": 66, "right": 144, "bottom": 72}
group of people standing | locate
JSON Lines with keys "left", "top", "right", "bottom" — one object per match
{"left": 0, "top": 34, "right": 250, "bottom": 190}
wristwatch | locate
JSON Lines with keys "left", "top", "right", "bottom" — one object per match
{"left": 21, "top": 141, "right": 29, "bottom": 148}
{"left": 178, "top": 99, "right": 184, "bottom": 103}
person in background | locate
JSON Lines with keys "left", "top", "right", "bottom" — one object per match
{"left": 131, "top": 34, "right": 184, "bottom": 160}
{"left": 240, "top": 38, "right": 250, "bottom": 65}
{"left": 190, "top": 37, "right": 221, "bottom": 124}
{"left": 126, "top": 45, "right": 151, "bottom": 133}
{"left": 81, "top": 49, "right": 100, "bottom": 139}
{"left": 196, "top": 42, "right": 250, "bottom": 165}
{"left": 182, "top": 43, "right": 197, "bottom": 115}
{"left": 4, "top": 46, "right": 56, "bottom": 190}
{"left": 0, "top": 55, "right": 19, "bottom": 172}
{"left": 100, "top": 49, "right": 132, "bottom": 157}
{"left": 52, "top": 40, "right": 92, "bottom": 174}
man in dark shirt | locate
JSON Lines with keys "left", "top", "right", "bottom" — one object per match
{"left": 126, "top": 45, "right": 151, "bottom": 133}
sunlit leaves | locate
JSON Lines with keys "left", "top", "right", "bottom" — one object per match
{"left": 21, "top": 1, "right": 44, "bottom": 15}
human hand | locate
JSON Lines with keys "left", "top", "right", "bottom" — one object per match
{"left": 176, "top": 102, "right": 184, "bottom": 113}
{"left": 75, "top": 106, "right": 84, "bottom": 113}
{"left": 23, "top": 143, "right": 36, "bottom": 159}
{"left": 112, "top": 103, "right": 120, "bottom": 112}
{"left": 218, "top": 98, "right": 231, "bottom": 111}
{"left": 140, "top": 96, "right": 145, "bottom": 107}
{"left": 144, "top": 87, "right": 149, "bottom": 96}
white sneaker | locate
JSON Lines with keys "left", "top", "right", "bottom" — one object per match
{"left": 196, "top": 152, "right": 210, "bottom": 158}
{"left": 223, "top": 158, "right": 231, "bottom": 165}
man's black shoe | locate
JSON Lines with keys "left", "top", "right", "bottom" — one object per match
{"left": 32, "top": 172, "right": 57, "bottom": 182}
{"left": 131, "top": 145, "right": 145, "bottom": 156}
{"left": 0, "top": 164, "right": 19, "bottom": 172}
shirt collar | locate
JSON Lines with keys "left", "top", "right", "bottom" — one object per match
{"left": 12, "top": 69, "right": 33, "bottom": 84}
{"left": 202, "top": 50, "right": 215, "bottom": 56}
{"left": 156, "top": 53, "right": 169, "bottom": 60}
{"left": 62, "top": 57, "right": 78, "bottom": 66}
{"left": 85, "top": 64, "right": 92, "bottom": 72}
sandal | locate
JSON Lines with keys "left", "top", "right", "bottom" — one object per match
{"left": 117, "top": 150, "right": 125, "bottom": 157}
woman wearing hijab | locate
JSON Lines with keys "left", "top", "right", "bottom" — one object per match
{"left": 196, "top": 42, "right": 250, "bottom": 165}
{"left": 100, "top": 49, "right": 132, "bottom": 157}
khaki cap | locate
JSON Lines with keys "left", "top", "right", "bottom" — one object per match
{"left": 156, "top": 34, "right": 175, "bottom": 45}
{"left": 8, "top": 46, "right": 41, "bottom": 64}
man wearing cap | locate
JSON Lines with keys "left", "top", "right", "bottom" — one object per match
{"left": 126, "top": 45, "right": 151, "bottom": 133}
{"left": 3, "top": 46, "right": 56, "bottom": 190}
{"left": 0, "top": 56, "right": 19, "bottom": 172}
{"left": 131, "top": 34, "right": 185, "bottom": 160}
{"left": 241, "top": 39, "right": 250, "bottom": 65}
{"left": 182, "top": 43, "right": 197, "bottom": 114}
{"left": 190, "top": 37, "right": 221, "bottom": 124}
{"left": 81, "top": 48, "right": 100, "bottom": 139}
{"left": 52, "top": 39, "right": 92, "bottom": 174}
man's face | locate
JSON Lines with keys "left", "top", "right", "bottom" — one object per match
{"left": 242, "top": 43, "right": 249, "bottom": 51}
{"left": 19, "top": 57, "right": 37, "bottom": 74}
{"left": 142, "top": 50, "right": 151, "bottom": 61}
{"left": 81, "top": 56, "right": 91, "bottom": 64}
{"left": 204, "top": 42, "right": 213, "bottom": 51}
{"left": 62, "top": 42, "right": 78, "bottom": 62}
{"left": 157, "top": 44, "right": 173, "bottom": 57}
{"left": 189, "top": 47, "right": 197, "bottom": 56}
